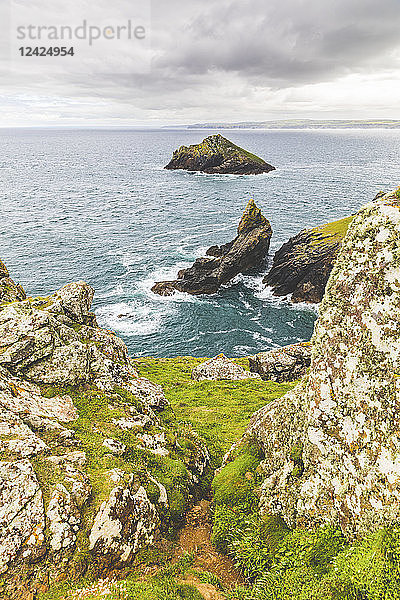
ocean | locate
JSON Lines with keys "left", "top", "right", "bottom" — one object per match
{"left": 1, "top": 127, "right": 399, "bottom": 357}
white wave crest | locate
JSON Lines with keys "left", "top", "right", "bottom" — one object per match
{"left": 95, "top": 302, "right": 165, "bottom": 336}
{"left": 257, "top": 285, "right": 319, "bottom": 314}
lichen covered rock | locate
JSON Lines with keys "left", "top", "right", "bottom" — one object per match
{"left": 0, "top": 274, "right": 210, "bottom": 598}
{"left": 234, "top": 188, "right": 400, "bottom": 537}
{"left": 192, "top": 354, "right": 261, "bottom": 382}
{"left": 165, "top": 134, "right": 275, "bottom": 175}
{"left": 89, "top": 479, "right": 159, "bottom": 568}
{"left": 152, "top": 199, "right": 272, "bottom": 296}
{"left": 249, "top": 342, "right": 311, "bottom": 382}
{"left": 264, "top": 215, "right": 353, "bottom": 303}
{"left": 0, "top": 459, "right": 46, "bottom": 574}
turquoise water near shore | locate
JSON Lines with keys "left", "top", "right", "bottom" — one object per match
{"left": 1, "top": 128, "right": 399, "bottom": 357}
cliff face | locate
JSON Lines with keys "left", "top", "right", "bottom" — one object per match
{"left": 164, "top": 134, "right": 275, "bottom": 175}
{"left": 152, "top": 199, "right": 272, "bottom": 296}
{"left": 0, "top": 273, "right": 208, "bottom": 599}
{"left": 234, "top": 188, "right": 400, "bottom": 537}
{"left": 264, "top": 215, "right": 353, "bottom": 303}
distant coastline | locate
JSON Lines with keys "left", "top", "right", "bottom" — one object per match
{"left": 168, "top": 119, "right": 400, "bottom": 130}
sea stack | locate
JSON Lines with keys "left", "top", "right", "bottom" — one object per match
{"left": 152, "top": 199, "right": 272, "bottom": 296}
{"left": 164, "top": 134, "right": 275, "bottom": 175}
{"left": 0, "top": 259, "right": 26, "bottom": 303}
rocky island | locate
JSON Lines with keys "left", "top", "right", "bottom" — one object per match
{"left": 0, "top": 259, "right": 26, "bottom": 303}
{"left": 152, "top": 199, "right": 272, "bottom": 296}
{"left": 264, "top": 213, "right": 353, "bottom": 303}
{"left": 164, "top": 134, "right": 275, "bottom": 174}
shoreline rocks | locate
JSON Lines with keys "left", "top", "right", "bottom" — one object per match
{"left": 263, "top": 215, "right": 353, "bottom": 303}
{"left": 164, "top": 134, "right": 275, "bottom": 175}
{"left": 152, "top": 199, "right": 272, "bottom": 296}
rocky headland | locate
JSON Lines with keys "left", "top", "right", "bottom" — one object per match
{"left": 152, "top": 199, "right": 272, "bottom": 296}
{"left": 164, "top": 134, "right": 275, "bottom": 175}
{"left": 225, "top": 188, "right": 400, "bottom": 537}
{"left": 0, "top": 274, "right": 209, "bottom": 599}
{"left": 263, "top": 214, "right": 353, "bottom": 303}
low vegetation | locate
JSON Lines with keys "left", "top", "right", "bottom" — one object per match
{"left": 211, "top": 440, "right": 400, "bottom": 599}
{"left": 222, "top": 522, "right": 400, "bottom": 599}
{"left": 37, "top": 356, "right": 400, "bottom": 600}
{"left": 132, "top": 356, "right": 294, "bottom": 452}
{"left": 315, "top": 215, "right": 353, "bottom": 241}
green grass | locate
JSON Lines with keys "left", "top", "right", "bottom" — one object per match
{"left": 212, "top": 447, "right": 262, "bottom": 506}
{"left": 227, "top": 139, "right": 267, "bottom": 165}
{"left": 313, "top": 215, "right": 353, "bottom": 241}
{"left": 132, "top": 357, "right": 296, "bottom": 453}
{"left": 225, "top": 524, "right": 400, "bottom": 600}
{"left": 35, "top": 356, "right": 295, "bottom": 600}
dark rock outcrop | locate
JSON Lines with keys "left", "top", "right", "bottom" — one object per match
{"left": 263, "top": 215, "right": 352, "bottom": 303}
{"left": 152, "top": 199, "right": 272, "bottom": 296}
{"left": 164, "top": 134, "right": 275, "bottom": 175}
{"left": 0, "top": 259, "right": 26, "bottom": 303}
{"left": 249, "top": 342, "right": 311, "bottom": 382}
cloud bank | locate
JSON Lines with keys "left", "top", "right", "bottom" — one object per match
{"left": 1, "top": 0, "right": 400, "bottom": 125}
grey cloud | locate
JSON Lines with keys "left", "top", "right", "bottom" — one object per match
{"left": 152, "top": 0, "right": 400, "bottom": 86}
{"left": 0, "top": 0, "right": 400, "bottom": 124}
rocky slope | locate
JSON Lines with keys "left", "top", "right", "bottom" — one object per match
{"left": 164, "top": 134, "right": 275, "bottom": 175}
{"left": 230, "top": 188, "right": 400, "bottom": 537}
{"left": 191, "top": 354, "right": 261, "bottom": 382}
{"left": 152, "top": 199, "right": 272, "bottom": 296}
{"left": 263, "top": 214, "right": 353, "bottom": 303}
{"left": 0, "top": 273, "right": 209, "bottom": 599}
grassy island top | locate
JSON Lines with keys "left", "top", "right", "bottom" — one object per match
{"left": 174, "top": 134, "right": 269, "bottom": 166}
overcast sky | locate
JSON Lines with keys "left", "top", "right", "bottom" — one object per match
{"left": 1, "top": 0, "right": 400, "bottom": 126}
